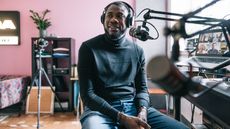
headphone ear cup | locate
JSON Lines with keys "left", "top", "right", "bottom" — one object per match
{"left": 101, "top": 12, "right": 105, "bottom": 24}
{"left": 126, "top": 14, "right": 130, "bottom": 27}
{"left": 130, "top": 16, "right": 134, "bottom": 26}
{"left": 126, "top": 14, "right": 133, "bottom": 27}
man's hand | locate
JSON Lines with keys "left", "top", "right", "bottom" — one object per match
{"left": 118, "top": 112, "right": 151, "bottom": 129}
{"left": 138, "top": 106, "right": 147, "bottom": 122}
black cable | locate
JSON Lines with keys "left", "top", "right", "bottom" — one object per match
{"left": 222, "top": 13, "right": 230, "bottom": 20}
{"left": 191, "top": 104, "right": 195, "bottom": 123}
{"left": 136, "top": 8, "right": 151, "bottom": 18}
{"left": 135, "top": 8, "right": 160, "bottom": 40}
{"left": 134, "top": 20, "right": 159, "bottom": 40}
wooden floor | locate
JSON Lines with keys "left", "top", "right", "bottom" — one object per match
{"left": 0, "top": 112, "right": 81, "bottom": 129}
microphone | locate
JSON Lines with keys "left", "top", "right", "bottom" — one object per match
{"left": 147, "top": 56, "right": 206, "bottom": 97}
{"left": 129, "top": 26, "right": 154, "bottom": 41}
{"left": 164, "top": 20, "right": 187, "bottom": 39}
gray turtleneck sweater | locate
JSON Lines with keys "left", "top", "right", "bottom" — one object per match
{"left": 78, "top": 34, "right": 149, "bottom": 121}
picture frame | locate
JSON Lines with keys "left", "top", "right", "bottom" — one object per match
{"left": 0, "top": 11, "right": 20, "bottom": 45}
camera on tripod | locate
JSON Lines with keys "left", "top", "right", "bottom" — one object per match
{"left": 34, "top": 38, "right": 49, "bottom": 54}
{"left": 37, "top": 38, "right": 48, "bottom": 48}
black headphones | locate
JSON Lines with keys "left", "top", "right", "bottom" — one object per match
{"left": 100, "top": 1, "right": 134, "bottom": 28}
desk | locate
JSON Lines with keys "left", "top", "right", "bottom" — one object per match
{"left": 183, "top": 85, "right": 230, "bottom": 128}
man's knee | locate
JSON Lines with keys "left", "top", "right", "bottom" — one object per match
{"left": 81, "top": 115, "right": 99, "bottom": 128}
{"left": 81, "top": 114, "right": 118, "bottom": 129}
{"left": 147, "top": 107, "right": 189, "bottom": 129}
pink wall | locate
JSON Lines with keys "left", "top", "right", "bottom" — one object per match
{"left": 0, "top": 0, "right": 134, "bottom": 76}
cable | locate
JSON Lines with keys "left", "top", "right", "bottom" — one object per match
{"left": 134, "top": 20, "right": 160, "bottom": 40}
{"left": 135, "top": 8, "right": 160, "bottom": 40}
{"left": 190, "top": 103, "right": 195, "bottom": 124}
{"left": 136, "top": 8, "right": 151, "bottom": 18}
{"left": 223, "top": 13, "right": 230, "bottom": 20}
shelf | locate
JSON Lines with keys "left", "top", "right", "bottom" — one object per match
{"left": 53, "top": 53, "right": 69, "bottom": 58}
{"left": 36, "top": 54, "right": 52, "bottom": 58}
{"left": 53, "top": 56, "right": 70, "bottom": 59}
{"left": 52, "top": 73, "right": 70, "bottom": 76}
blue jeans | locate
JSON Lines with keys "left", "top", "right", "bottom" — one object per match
{"left": 80, "top": 99, "right": 189, "bottom": 129}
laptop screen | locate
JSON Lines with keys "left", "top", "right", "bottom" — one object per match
{"left": 196, "top": 29, "right": 228, "bottom": 56}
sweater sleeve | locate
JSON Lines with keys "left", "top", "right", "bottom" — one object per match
{"left": 134, "top": 47, "right": 150, "bottom": 109}
{"left": 77, "top": 43, "right": 120, "bottom": 121}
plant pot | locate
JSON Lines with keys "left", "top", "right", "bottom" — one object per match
{"left": 39, "top": 29, "right": 47, "bottom": 38}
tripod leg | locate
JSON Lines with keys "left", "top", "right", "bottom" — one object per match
{"left": 37, "top": 68, "right": 43, "bottom": 129}
{"left": 27, "top": 70, "right": 39, "bottom": 95}
{"left": 41, "top": 68, "right": 64, "bottom": 112}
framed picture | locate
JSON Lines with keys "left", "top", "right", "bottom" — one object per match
{"left": 0, "top": 11, "right": 20, "bottom": 45}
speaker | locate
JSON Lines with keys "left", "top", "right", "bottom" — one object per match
{"left": 26, "top": 86, "right": 55, "bottom": 114}
{"left": 100, "top": 1, "right": 134, "bottom": 27}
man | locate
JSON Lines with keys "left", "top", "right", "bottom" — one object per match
{"left": 197, "top": 43, "right": 207, "bottom": 54}
{"left": 78, "top": 1, "right": 189, "bottom": 129}
{"left": 208, "top": 42, "right": 219, "bottom": 54}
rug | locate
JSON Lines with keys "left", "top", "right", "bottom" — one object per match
{"left": 0, "top": 103, "right": 22, "bottom": 122}
{"left": 0, "top": 113, "right": 81, "bottom": 129}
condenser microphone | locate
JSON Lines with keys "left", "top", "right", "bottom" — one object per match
{"left": 164, "top": 20, "right": 187, "bottom": 39}
{"left": 129, "top": 26, "right": 154, "bottom": 41}
{"left": 147, "top": 55, "right": 206, "bottom": 97}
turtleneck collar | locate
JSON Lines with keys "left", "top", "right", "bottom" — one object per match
{"left": 104, "top": 33, "right": 126, "bottom": 47}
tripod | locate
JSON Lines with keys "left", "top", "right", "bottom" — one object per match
{"left": 27, "top": 38, "right": 63, "bottom": 129}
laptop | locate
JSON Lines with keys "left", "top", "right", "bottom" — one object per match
{"left": 176, "top": 29, "right": 230, "bottom": 70}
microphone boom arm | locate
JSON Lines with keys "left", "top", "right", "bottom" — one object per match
{"left": 142, "top": 0, "right": 229, "bottom": 39}
{"left": 139, "top": 0, "right": 230, "bottom": 61}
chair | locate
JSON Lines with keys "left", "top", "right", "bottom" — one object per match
{"left": 147, "top": 80, "right": 169, "bottom": 114}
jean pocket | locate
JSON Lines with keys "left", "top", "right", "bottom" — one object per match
{"left": 123, "top": 102, "right": 137, "bottom": 116}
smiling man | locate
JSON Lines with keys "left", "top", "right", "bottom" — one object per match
{"left": 103, "top": 2, "right": 127, "bottom": 40}
{"left": 77, "top": 1, "right": 189, "bottom": 129}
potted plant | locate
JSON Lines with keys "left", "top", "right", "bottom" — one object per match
{"left": 30, "top": 9, "right": 51, "bottom": 37}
